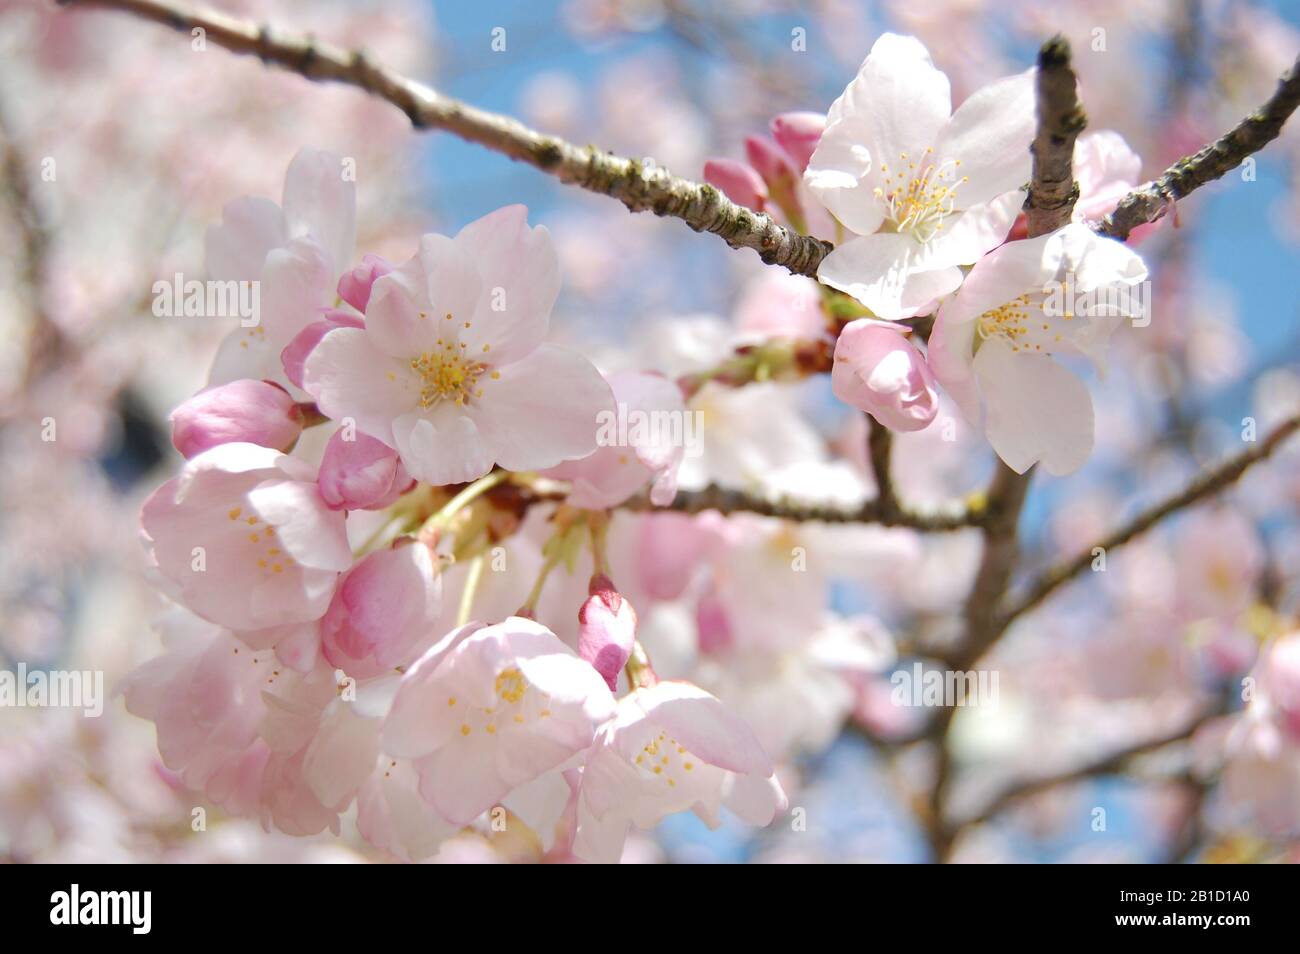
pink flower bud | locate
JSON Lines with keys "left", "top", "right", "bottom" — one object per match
{"left": 831, "top": 319, "right": 939, "bottom": 432}
{"left": 280, "top": 309, "right": 365, "bottom": 390}
{"left": 169, "top": 379, "right": 303, "bottom": 458}
{"left": 336, "top": 253, "right": 394, "bottom": 314}
{"left": 318, "top": 428, "right": 414, "bottom": 511}
{"left": 744, "top": 135, "right": 797, "bottom": 189}
{"left": 703, "top": 158, "right": 768, "bottom": 211}
{"left": 577, "top": 574, "right": 637, "bottom": 692}
{"left": 770, "top": 112, "right": 826, "bottom": 172}
{"left": 321, "top": 541, "right": 442, "bottom": 679}
{"left": 695, "top": 590, "right": 734, "bottom": 656}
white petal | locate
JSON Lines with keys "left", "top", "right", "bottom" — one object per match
{"left": 303, "top": 327, "right": 411, "bottom": 445}
{"left": 391, "top": 408, "right": 495, "bottom": 486}
{"left": 366, "top": 235, "right": 481, "bottom": 359}
{"left": 282, "top": 148, "right": 356, "bottom": 276}
{"left": 454, "top": 205, "right": 559, "bottom": 365}
{"left": 927, "top": 309, "right": 982, "bottom": 426}
{"left": 925, "top": 189, "right": 1024, "bottom": 268}
{"left": 470, "top": 345, "right": 614, "bottom": 472}
{"left": 205, "top": 196, "right": 286, "bottom": 283}
{"left": 940, "top": 230, "right": 1062, "bottom": 327}
{"left": 973, "top": 339, "right": 1094, "bottom": 476}
{"left": 937, "top": 70, "right": 1036, "bottom": 205}
{"left": 816, "top": 232, "right": 960, "bottom": 320}
{"left": 806, "top": 33, "right": 951, "bottom": 237}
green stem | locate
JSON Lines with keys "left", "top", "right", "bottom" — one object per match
{"left": 457, "top": 551, "right": 487, "bottom": 627}
{"left": 422, "top": 470, "right": 509, "bottom": 536}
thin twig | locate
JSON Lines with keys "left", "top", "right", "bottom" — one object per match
{"left": 59, "top": 0, "right": 831, "bottom": 276}
{"left": 957, "top": 707, "right": 1220, "bottom": 830}
{"left": 1002, "top": 411, "right": 1300, "bottom": 628}
{"left": 620, "top": 482, "right": 976, "bottom": 530}
{"left": 1098, "top": 53, "right": 1300, "bottom": 239}
{"left": 867, "top": 420, "right": 899, "bottom": 521}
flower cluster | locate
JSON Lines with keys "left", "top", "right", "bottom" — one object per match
{"left": 706, "top": 33, "right": 1153, "bottom": 476}
{"left": 129, "top": 149, "right": 787, "bottom": 861}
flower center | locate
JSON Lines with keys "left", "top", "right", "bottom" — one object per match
{"left": 874, "top": 147, "right": 967, "bottom": 243}
{"left": 448, "top": 667, "right": 553, "bottom": 737}
{"left": 633, "top": 731, "right": 696, "bottom": 789}
{"left": 976, "top": 292, "right": 1067, "bottom": 355}
{"left": 495, "top": 667, "right": 526, "bottom": 704}
{"left": 404, "top": 314, "right": 501, "bottom": 408}
{"left": 411, "top": 346, "right": 487, "bottom": 408}
{"left": 229, "top": 506, "right": 292, "bottom": 576}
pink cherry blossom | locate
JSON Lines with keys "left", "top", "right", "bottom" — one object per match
{"left": 206, "top": 148, "right": 357, "bottom": 391}
{"left": 572, "top": 681, "right": 786, "bottom": 864}
{"left": 170, "top": 378, "right": 305, "bottom": 459}
{"left": 928, "top": 222, "right": 1148, "bottom": 474}
{"left": 140, "top": 442, "right": 352, "bottom": 632}
{"left": 382, "top": 616, "right": 617, "bottom": 825}
{"left": 321, "top": 541, "right": 443, "bottom": 680}
{"left": 303, "top": 205, "right": 614, "bottom": 485}
{"left": 831, "top": 318, "right": 939, "bottom": 432}
{"left": 316, "top": 427, "right": 414, "bottom": 512}
{"left": 807, "top": 33, "right": 1035, "bottom": 319}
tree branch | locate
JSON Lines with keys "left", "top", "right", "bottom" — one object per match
{"left": 926, "top": 38, "right": 1089, "bottom": 861}
{"left": 60, "top": 0, "right": 831, "bottom": 276}
{"left": 1002, "top": 411, "right": 1300, "bottom": 628}
{"left": 1097, "top": 53, "right": 1300, "bottom": 240}
{"left": 957, "top": 706, "right": 1220, "bottom": 830}
{"left": 619, "top": 482, "right": 976, "bottom": 530}
{"left": 866, "top": 420, "right": 900, "bottom": 522}
{"left": 1024, "top": 35, "right": 1086, "bottom": 236}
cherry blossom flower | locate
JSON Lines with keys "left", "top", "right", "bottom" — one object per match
{"left": 122, "top": 610, "right": 338, "bottom": 827}
{"left": 806, "top": 33, "right": 1034, "bottom": 319}
{"left": 831, "top": 318, "right": 939, "bottom": 431}
{"left": 572, "top": 682, "right": 786, "bottom": 864}
{"left": 927, "top": 223, "right": 1148, "bottom": 475}
{"left": 206, "top": 148, "right": 357, "bottom": 391}
{"left": 382, "top": 616, "right": 618, "bottom": 825}
{"left": 303, "top": 206, "right": 614, "bottom": 486}
{"left": 140, "top": 443, "right": 351, "bottom": 632}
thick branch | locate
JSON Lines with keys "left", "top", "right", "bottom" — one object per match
{"left": 1024, "top": 36, "right": 1086, "bottom": 236}
{"left": 954, "top": 463, "right": 1033, "bottom": 669}
{"left": 1097, "top": 53, "right": 1300, "bottom": 240}
{"left": 61, "top": 0, "right": 831, "bottom": 276}
{"left": 1002, "top": 411, "right": 1300, "bottom": 627}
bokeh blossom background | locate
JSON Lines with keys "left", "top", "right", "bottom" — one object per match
{"left": 2, "top": 0, "right": 1299, "bottom": 862}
